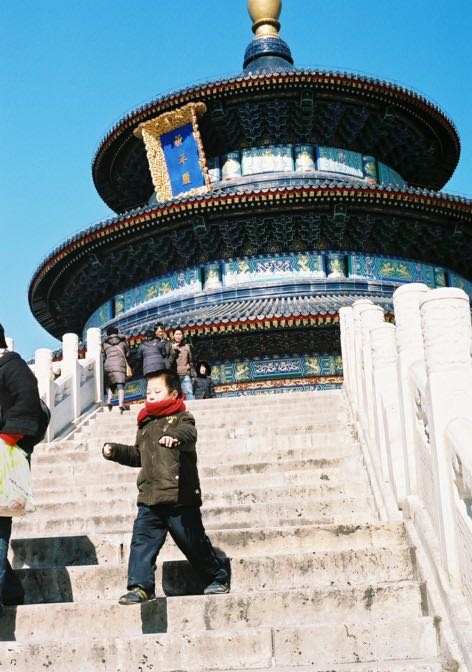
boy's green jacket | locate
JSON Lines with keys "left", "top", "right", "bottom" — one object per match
{"left": 104, "top": 411, "right": 202, "bottom": 507}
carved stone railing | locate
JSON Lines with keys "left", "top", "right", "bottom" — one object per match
{"left": 15, "top": 328, "right": 103, "bottom": 441}
{"left": 340, "top": 286, "right": 472, "bottom": 666}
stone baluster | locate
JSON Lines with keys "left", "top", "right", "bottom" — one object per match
{"left": 61, "top": 333, "right": 81, "bottom": 420}
{"left": 35, "top": 348, "right": 54, "bottom": 441}
{"left": 358, "top": 304, "right": 385, "bottom": 448}
{"left": 5, "top": 337, "right": 14, "bottom": 352}
{"left": 86, "top": 327, "right": 104, "bottom": 404}
{"left": 339, "top": 307, "right": 355, "bottom": 405}
{"left": 370, "top": 322, "right": 405, "bottom": 503}
{"left": 351, "top": 299, "right": 374, "bottom": 422}
{"left": 420, "top": 287, "right": 472, "bottom": 587}
{"left": 393, "top": 283, "right": 430, "bottom": 496}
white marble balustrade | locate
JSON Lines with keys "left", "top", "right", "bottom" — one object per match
{"left": 340, "top": 286, "right": 472, "bottom": 667}
{"left": 7, "top": 328, "right": 103, "bottom": 441}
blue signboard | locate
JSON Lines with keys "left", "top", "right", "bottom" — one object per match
{"left": 161, "top": 123, "right": 206, "bottom": 198}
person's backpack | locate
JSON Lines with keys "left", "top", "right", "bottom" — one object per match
{"left": 34, "top": 399, "right": 51, "bottom": 444}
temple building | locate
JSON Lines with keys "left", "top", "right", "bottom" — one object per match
{"left": 29, "top": 0, "right": 472, "bottom": 397}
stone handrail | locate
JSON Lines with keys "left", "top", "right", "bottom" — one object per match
{"left": 340, "top": 285, "right": 472, "bottom": 666}
{"left": 9, "top": 328, "right": 103, "bottom": 441}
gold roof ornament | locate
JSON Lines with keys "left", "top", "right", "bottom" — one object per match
{"left": 248, "top": 0, "right": 282, "bottom": 37}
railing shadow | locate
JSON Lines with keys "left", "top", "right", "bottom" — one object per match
{"left": 0, "top": 535, "right": 100, "bottom": 641}
{"left": 2, "top": 538, "right": 232, "bottom": 639}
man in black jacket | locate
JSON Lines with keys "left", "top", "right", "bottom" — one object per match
{"left": 0, "top": 323, "right": 43, "bottom": 609}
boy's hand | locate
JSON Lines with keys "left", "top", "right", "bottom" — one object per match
{"left": 159, "top": 435, "right": 179, "bottom": 448}
{"left": 103, "top": 443, "right": 113, "bottom": 458}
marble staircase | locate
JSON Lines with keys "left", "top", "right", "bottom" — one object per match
{"left": 0, "top": 390, "right": 450, "bottom": 671}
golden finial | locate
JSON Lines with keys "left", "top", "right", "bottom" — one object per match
{"left": 248, "top": 0, "right": 282, "bottom": 37}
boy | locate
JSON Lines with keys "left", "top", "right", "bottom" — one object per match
{"left": 103, "top": 370, "right": 229, "bottom": 604}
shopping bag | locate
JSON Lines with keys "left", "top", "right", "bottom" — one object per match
{"left": 0, "top": 441, "right": 35, "bottom": 516}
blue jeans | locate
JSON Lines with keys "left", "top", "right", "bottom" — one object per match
{"left": 179, "top": 375, "right": 195, "bottom": 401}
{"left": 0, "top": 517, "right": 24, "bottom": 606}
{"left": 128, "top": 503, "right": 228, "bottom": 594}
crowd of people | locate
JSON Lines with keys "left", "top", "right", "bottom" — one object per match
{"left": 102, "top": 322, "right": 216, "bottom": 410}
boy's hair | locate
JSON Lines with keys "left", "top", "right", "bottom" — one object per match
{"left": 106, "top": 326, "right": 119, "bottom": 336}
{"left": 154, "top": 322, "right": 166, "bottom": 331}
{"left": 146, "top": 369, "right": 182, "bottom": 395}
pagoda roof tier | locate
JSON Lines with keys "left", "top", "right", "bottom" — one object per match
{"left": 29, "top": 182, "right": 472, "bottom": 338}
{"left": 121, "top": 292, "right": 394, "bottom": 337}
{"left": 92, "top": 70, "right": 460, "bottom": 213}
{"left": 125, "top": 293, "right": 394, "bottom": 363}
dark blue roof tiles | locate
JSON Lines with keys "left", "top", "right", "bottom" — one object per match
{"left": 117, "top": 293, "right": 394, "bottom": 336}
{"left": 121, "top": 294, "right": 392, "bottom": 334}
{"left": 29, "top": 180, "right": 472, "bottom": 293}
{"left": 93, "top": 68, "right": 457, "bottom": 166}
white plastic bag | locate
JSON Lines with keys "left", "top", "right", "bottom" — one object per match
{"left": 0, "top": 440, "right": 35, "bottom": 516}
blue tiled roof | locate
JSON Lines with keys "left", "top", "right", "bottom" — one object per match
{"left": 123, "top": 293, "right": 393, "bottom": 336}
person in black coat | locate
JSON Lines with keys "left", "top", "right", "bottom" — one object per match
{"left": 0, "top": 323, "right": 43, "bottom": 609}
{"left": 193, "top": 361, "right": 217, "bottom": 400}
{"left": 135, "top": 328, "right": 175, "bottom": 378}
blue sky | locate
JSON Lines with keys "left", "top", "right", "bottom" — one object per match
{"left": 1, "top": 0, "right": 471, "bottom": 358}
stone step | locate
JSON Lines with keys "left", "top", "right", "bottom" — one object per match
{"left": 13, "top": 495, "right": 376, "bottom": 535}
{"left": 119, "top": 408, "right": 347, "bottom": 427}
{"left": 99, "top": 391, "right": 343, "bottom": 415}
{"left": 74, "top": 420, "right": 350, "bottom": 442}
{"left": 183, "top": 392, "right": 341, "bottom": 405}
{"left": 63, "top": 432, "right": 356, "bottom": 456}
{"left": 29, "top": 452, "right": 364, "bottom": 484}
{"left": 0, "top": 617, "right": 437, "bottom": 671}
{"left": 223, "top": 663, "right": 444, "bottom": 672}
{"left": 186, "top": 389, "right": 342, "bottom": 404}
{"left": 12, "top": 547, "right": 414, "bottom": 603}
{"left": 31, "top": 462, "right": 369, "bottom": 501}
{"left": 0, "top": 582, "right": 423, "bottom": 642}
{"left": 30, "top": 461, "right": 364, "bottom": 494}
{"left": 91, "top": 406, "right": 348, "bottom": 429}
{"left": 33, "top": 440, "right": 360, "bottom": 465}
{"left": 271, "top": 619, "right": 437, "bottom": 667}
{"left": 32, "top": 480, "right": 370, "bottom": 508}
{"left": 10, "top": 522, "right": 407, "bottom": 568}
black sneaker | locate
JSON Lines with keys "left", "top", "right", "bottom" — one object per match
{"left": 203, "top": 581, "right": 230, "bottom": 595}
{"left": 118, "top": 586, "right": 155, "bottom": 605}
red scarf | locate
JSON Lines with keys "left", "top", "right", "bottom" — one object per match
{"left": 137, "top": 394, "right": 186, "bottom": 426}
{"left": 0, "top": 433, "right": 23, "bottom": 447}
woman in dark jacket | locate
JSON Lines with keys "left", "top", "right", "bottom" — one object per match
{"left": 102, "top": 327, "right": 130, "bottom": 413}
{"left": 193, "top": 361, "right": 217, "bottom": 400}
